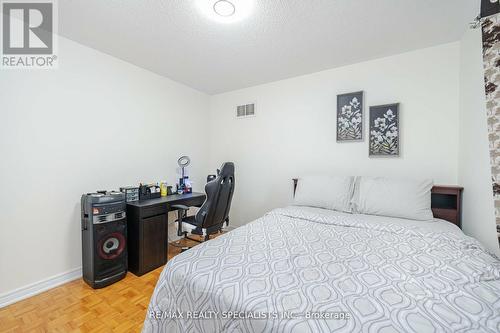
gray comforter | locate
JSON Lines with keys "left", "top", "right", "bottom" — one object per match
{"left": 143, "top": 207, "right": 500, "bottom": 333}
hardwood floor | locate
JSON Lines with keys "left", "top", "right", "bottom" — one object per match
{"left": 0, "top": 237, "right": 209, "bottom": 333}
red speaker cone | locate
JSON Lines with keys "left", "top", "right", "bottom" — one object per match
{"left": 97, "top": 232, "right": 126, "bottom": 260}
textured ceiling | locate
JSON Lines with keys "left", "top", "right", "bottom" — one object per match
{"left": 59, "top": 0, "right": 478, "bottom": 94}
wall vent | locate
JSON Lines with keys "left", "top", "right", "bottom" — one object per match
{"left": 236, "top": 103, "right": 255, "bottom": 118}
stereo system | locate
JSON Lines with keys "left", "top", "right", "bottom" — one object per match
{"left": 81, "top": 191, "right": 127, "bottom": 289}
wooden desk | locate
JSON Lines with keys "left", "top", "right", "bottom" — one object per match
{"left": 126, "top": 192, "right": 206, "bottom": 276}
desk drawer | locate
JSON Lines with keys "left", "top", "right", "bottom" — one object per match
{"left": 180, "top": 196, "right": 206, "bottom": 208}
{"left": 141, "top": 204, "right": 167, "bottom": 218}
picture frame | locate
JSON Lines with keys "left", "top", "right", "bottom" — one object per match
{"left": 369, "top": 103, "right": 400, "bottom": 157}
{"left": 336, "top": 91, "right": 363, "bottom": 142}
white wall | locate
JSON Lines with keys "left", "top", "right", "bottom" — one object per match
{"left": 209, "top": 43, "right": 461, "bottom": 227}
{"left": 0, "top": 37, "right": 209, "bottom": 296}
{"left": 458, "top": 29, "right": 499, "bottom": 255}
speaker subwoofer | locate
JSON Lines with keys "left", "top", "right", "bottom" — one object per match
{"left": 98, "top": 232, "right": 125, "bottom": 260}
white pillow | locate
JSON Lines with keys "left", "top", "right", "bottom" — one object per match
{"left": 294, "top": 176, "right": 354, "bottom": 212}
{"left": 351, "top": 176, "right": 433, "bottom": 221}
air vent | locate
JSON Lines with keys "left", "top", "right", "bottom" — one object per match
{"left": 236, "top": 103, "right": 255, "bottom": 118}
{"left": 97, "top": 215, "right": 108, "bottom": 223}
{"left": 115, "top": 212, "right": 123, "bottom": 219}
{"left": 237, "top": 105, "right": 246, "bottom": 117}
{"left": 245, "top": 104, "right": 255, "bottom": 116}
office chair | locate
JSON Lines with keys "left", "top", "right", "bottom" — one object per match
{"left": 172, "top": 162, "right": 235, "bottom": 245}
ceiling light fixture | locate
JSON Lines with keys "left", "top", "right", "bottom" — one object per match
{"left": 197, "top": 0, "right": 253, "bottom": 24}
{"left": 213, "top": 0, "right": 235, "bottom": 17}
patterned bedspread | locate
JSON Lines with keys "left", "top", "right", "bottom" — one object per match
{"left": 143, "top": 207, "right": 500, "bottom": 333}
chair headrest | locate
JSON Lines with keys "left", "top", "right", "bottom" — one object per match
{"left": 219, "top": 162, "right": 234, "bottom": 178}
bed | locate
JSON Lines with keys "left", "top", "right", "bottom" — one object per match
{"left": 143, "top": 204, "right": 500, "bottom": 333}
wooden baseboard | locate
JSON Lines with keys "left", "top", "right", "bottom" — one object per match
{"left": 0, "top": 267, "right": 82, "bottom": 308}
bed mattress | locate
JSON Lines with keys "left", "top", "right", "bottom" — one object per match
{"left": 143, "top": 206, "right": 500, "bottom": 333}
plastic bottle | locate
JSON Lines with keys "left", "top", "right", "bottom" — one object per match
{"left": 160, "top": 181, "right": 168, "bottom": 197}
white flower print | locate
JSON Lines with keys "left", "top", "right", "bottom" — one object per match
{"left": 370, "top": 108, "right": 398, "bottom": 155}
{"left": 338, "top": 95, "right": 362, "bottom": 140}
{"left": 350, "top": 97, "right": 360, "bottom": 109}
{"left": 384, "top": 109, "right": 395, "bottom": 121}
{"left": 341, "top": 105, "right": 353, "bottom": 117}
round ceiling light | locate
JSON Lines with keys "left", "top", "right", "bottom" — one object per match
{"left": 213, "top": 0, "right": 235, "bottom": 17}
{"left": 197, "top": 0, "right": 253, "bottom": 24}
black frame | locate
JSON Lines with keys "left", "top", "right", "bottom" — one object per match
{"left": 336, "top": 91, "right": 364, "bottom": 142}
{"left": 369, "top": 103, "right": 400, "bottom": 157}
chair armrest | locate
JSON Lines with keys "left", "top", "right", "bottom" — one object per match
{"left": 171, "top": 204, "right": 189, "bottom": 211}
{"left": 174, "top": 204, "right": 190, "bottom": 237}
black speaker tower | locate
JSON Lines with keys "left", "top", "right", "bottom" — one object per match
{"left": 81, "top": 192, "right": 127, "bottom": 288}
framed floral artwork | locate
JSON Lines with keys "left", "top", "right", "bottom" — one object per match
{"left": 369, "top": 103, "right": 400, "bottom": 156}
{"left": 337, "top": 91, "right": 363, "bottom": 142}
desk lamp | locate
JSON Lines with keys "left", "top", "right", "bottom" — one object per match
{"left": 178, "top": 155, "right": 191, "bottom": 191}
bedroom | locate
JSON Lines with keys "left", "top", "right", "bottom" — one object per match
{"left": 0, "top": 0, "right": 499, "bottom": 332}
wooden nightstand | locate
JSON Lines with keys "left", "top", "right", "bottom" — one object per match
{"left": 431, "top": 186, "right": 464, "bottom": 229}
